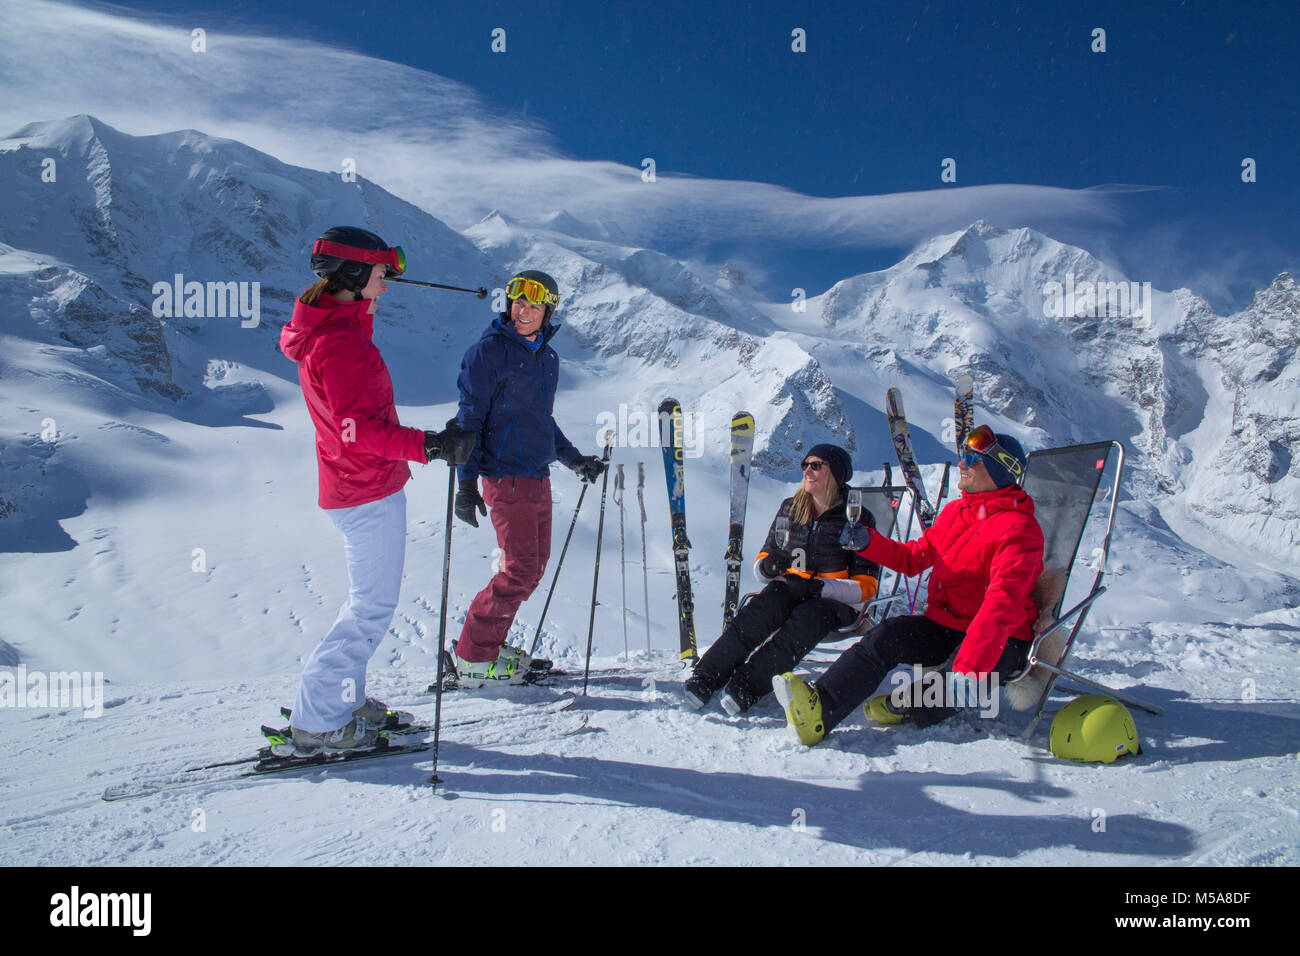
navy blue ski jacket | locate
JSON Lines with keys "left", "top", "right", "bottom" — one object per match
{"left": 456, "top": 316, "right": 582, "bottom": 484}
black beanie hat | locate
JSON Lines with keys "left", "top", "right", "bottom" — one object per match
{"left": 803, "top": 444, "right": 852, "bottom": 486}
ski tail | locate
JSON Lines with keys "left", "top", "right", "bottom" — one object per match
{"left": 885, "top": 387, "right": 936, "bottom": 529}
{"left": 954, "top": 373, "right": 974, "bottom": 455}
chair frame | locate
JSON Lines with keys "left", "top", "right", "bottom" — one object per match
{"left": 1012, "top": 440, "right": 1162, "bottom": 738}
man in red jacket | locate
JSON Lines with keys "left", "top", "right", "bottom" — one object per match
{"left": 279, "top": 227, "right": 474, "bottom": 753}
{"left": 773, "top": 427, "right": 1044, "bottom": 746}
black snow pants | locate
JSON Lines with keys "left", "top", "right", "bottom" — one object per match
{"left": 693, "top": 581, "right": 856, "bottom": 707}
{"left": 815, "top": 614, "right": 1030, "bottom": 733}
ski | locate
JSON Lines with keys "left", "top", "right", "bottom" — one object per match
{"left": 954, "top": 373, "right": 974, "bottom": 454}
{"left": 102, "top": 735, "right": 429, "bottom": 802}
{"left": 723, "top": 411, "right": 755, "bottom": 627}
{"left": 659, "top": 398, "right": 696, "bottom": 660}
{"left": 885, "top": 387, "right": 936, "bottom": 529}
{"left": 101, "top": 696, "right": 582, "bottom": 802}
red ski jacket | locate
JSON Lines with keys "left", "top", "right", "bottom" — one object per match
{"left": 280, "top": 293, "right": 427, "bottom": 509}
{"left": 860, "top": 485, "right": 1044, "bottom": 675}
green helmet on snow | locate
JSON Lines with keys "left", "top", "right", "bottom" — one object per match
{"left": 1050, "top": 694, "right": 1141, "bottom": 764}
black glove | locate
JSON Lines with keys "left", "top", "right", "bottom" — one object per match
{"left": 570, "top": 454, "right": 607, "bottom": 484}
{"left": 777, "top": 574, "right": 823, "bottom": 602}
{"left": 454, "top": 483, "right": 487, "bottom": 527}
{"left": 838, "top": 521, "right": 872, "bottom": 552}
{"left": 425, "top": 419, "right": 476, "bottom": 466}
{"left": 758, "top": 552, "right": 791, "bottom": 578}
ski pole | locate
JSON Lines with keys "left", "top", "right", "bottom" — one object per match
{"left": 582, "top": 437, "right": 616, "bottom": 695}
{"left": 637, "top": 462, "right": 650, "bottom": 653}
{"left": 389, "top": 277, "right": 488, "bottom": 297}
{"left": 528, "top": 481, "right": 590, "bottom": 657}
{"left": 614, "top": 464, "right": 628, "bottom": 661}
{"left": 429, "top": 462, "right": 456, "bottom": 789}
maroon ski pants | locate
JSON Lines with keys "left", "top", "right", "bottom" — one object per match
{"left": 456, "top": 475, "right": 553, "bottom": 662}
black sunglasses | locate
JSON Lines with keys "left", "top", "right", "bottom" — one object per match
{"left": 800, "top": 460, "right": 826, "bottom": 473}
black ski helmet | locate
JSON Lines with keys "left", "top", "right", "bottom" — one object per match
{"left": 504, "top": 269, "right": 561, "bottom": 324}
{"left": 310, "top": 226, "right": 404, "bottom": 294}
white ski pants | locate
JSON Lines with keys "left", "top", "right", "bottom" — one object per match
{"left": 292, "top": 489, "right": 406, "bottom": 732}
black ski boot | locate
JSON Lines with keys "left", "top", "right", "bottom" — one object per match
{"left": 682, "top": 663, "right": 722, "bottom": 711}
{"left": 719, "top": 673, "right": 761, "bottom": 716}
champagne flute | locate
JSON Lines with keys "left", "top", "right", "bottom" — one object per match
{"left": 846, "top": 489, "right": 863, "bottom": 525}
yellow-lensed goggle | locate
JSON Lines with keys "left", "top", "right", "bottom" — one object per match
{"left": 506, "top": 276, "right": 560, "bottom": 307}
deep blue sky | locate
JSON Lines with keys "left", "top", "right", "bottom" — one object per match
{"left": 103, "top": 0, "right": 1299, "bottom": 310}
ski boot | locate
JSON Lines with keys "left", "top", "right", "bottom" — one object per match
{"left": 719, "top": 675, "right": 760, "bottom": 716}
{"left": 772, "top": 673, "right": 826, "bottom": 746}
{"left": 456, "top": 644, "right": 531, "bottom": 687}
{"left": 287, "top": 716, "right": 379, "bottom": 756}
{"left": 353, "top": 696, "right": 416, "bottom": 730}
{"left": 681, "top": 663, "right": 721, "bottom": 711}
{"left": 865, "top": 692, "right": 909, "bottom": 725}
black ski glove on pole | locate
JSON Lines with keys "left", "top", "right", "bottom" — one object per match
{"left": 425, "top": 419, "right": 477, "bottom": 466}
{"left": 454, "top": 482, "right": 487, "bottom": 527}
{"left": 570, "top": 454, "right": 607, "bottom": 484}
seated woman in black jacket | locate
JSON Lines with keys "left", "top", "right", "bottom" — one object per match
{"left": 683, "top": 444, "right": 880, "bottom": 715}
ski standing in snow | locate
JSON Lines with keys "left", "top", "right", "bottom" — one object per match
{"left": 954, "top": 373, "right": 974, "bottom": 454}
{"left": 885, "top": 387, "right": 937, "bottom": 529}
{"left": 724, "top": 411, "right": 755, "bottom": 628}
{"left": 659, "top": 398, "right": 697, "bottom": 661}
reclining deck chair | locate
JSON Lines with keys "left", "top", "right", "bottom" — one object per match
{"left": 1008, "top": 439, "right": 1162, "bottom": 737}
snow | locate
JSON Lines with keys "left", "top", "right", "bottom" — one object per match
{"left": 1, "top": 117, "right": 1298, "bottom": 866}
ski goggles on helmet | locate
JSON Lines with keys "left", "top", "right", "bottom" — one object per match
{"left": 505, "top": 276, "right": 560, "bottom": 308}
{"left": 312, "top": 239, "right": 406, "bottom": 277}
{"left": 962, "top": 425, "right": 1024, "bottom": 481}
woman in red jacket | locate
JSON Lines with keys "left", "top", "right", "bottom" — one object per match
{"left": 278, "top": 227, "right": 474, "bottom": 753}
{"left": 774, "top": 427, "right": 1044, "bottom": 746}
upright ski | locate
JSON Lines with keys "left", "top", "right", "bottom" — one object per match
{"left": 723, "top": 411, "right": 755, "bottom": 627}
{"left": 885, "top": 387, "right": 936, "bottom": 529}
{"left": 954, "top": 373, "right": 974, "bottom": 454}
{"left": 659, "top": 398, "right": 696, "bottom": 661}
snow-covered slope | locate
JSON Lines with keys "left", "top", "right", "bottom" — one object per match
{"left": 1, "top": 118, "right": 1297, "bottom": 866}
